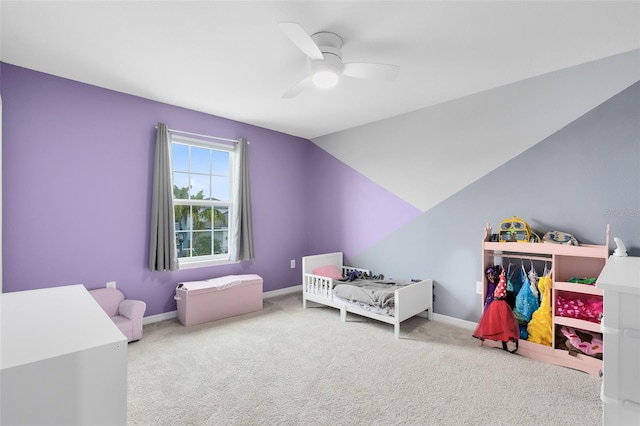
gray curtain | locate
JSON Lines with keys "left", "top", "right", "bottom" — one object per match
{"left": 149, "top": 123, "right": 178, "bottom": 271}
{"left": 230, "top": 137, "right": 254, "bottom": 261}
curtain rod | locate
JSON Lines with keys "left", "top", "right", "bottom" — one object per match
{"left": 156, "top": 125, "right": 248, "bottom": 144}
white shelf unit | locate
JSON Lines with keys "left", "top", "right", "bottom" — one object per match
{"left": 480, "top": 224, "right": 609, "bottom": 377}
{"left": 596, "top": 256, "right": 640, "bottom": 426}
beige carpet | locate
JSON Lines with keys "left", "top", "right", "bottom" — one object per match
{"left": 128, "top": 292, "right": 602, "bottom": 425}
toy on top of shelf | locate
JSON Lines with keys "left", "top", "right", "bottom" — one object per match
{"left": 542, "top": 231, "right": 579, "bottom": 246}
{"left": 612, "top": 237, "right": 628, "bottom": 257}
{"left": 498, "top": 216, "right": 541, "bottom": 243}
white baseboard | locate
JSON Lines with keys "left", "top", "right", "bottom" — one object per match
{"left": 432, "top": 313, "right": 477, "bottom": 330}
{"left": 143, "top": 310, "right": 177, "bottom": 325}
{"left": 263, "top": 285, "right": 301, "bottom": 298}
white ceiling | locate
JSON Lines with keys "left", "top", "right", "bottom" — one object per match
{"left": 1, "top": 1, "right": 639, "bottom": 140}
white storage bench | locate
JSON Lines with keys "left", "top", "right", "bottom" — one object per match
{"left": 175, "top": 274, "right": 263, "bottom": 326}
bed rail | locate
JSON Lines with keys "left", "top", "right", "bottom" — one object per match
{"left": 303, "top": 267, "right": 369, "bottom": 309}
{"left": 304, "top": 274, "right": 333, "bottom": 297}
{"left": 303, "top": 266, "right": 370, "bottom": 297}
{"left": 395, "top": 279, "right": 433, "bottom": 323}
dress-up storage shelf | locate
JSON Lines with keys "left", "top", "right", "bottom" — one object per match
{"left": 480, "top": 224, "right": 609, "bottom": 377}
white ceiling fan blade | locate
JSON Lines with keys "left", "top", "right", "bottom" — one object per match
{"left": 278, "top": 22, "right": 324, "bottom": 60}
{"left": 282, "top": 76, "right": 312, "bottom": 99}
{"left": 342, "top": 63, "right": 400, "bottom": 81}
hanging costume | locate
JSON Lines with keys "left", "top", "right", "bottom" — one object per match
{"left": 473, "top": 267, "right": 520, "bottom": 353}
{"left": 514, "top": 264, "right": 540, "bottom": 339}
{"left": 483, "top": 265, "right": 500, "bottom": 310}
{"left": 526, "top": 273, "right": 553, "bottom": 346}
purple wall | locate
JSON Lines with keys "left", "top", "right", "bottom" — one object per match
{"left": 1, "top": 63, "right": 309, "bottom": 316}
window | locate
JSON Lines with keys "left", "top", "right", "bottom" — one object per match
{"left": 171, "top": 135, "right": 235, "bottom": 267}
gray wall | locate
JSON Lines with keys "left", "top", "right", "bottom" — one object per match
{"left": 352, "top": 81, "right": 640, "bottom": 322}
{"left": 307, "top": 68, "right": 639, "bottom": 323}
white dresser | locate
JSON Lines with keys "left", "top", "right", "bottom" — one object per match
{"left": 597, "top": 256, "right": 640, "bottom": 426}
{"left": 1, "top": 285, "right": 128, "bottom": 425}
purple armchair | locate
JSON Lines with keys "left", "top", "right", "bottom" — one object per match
{"left": 89, "top": 288, "right": 146, "bottom": 342}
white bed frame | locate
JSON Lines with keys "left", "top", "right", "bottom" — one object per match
{"left": 302, "top": 252, "right": 433, "bottom": 338}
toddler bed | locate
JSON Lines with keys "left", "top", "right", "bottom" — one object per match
{"left": 302, "top": 252, "right": 433, "bottom": 338}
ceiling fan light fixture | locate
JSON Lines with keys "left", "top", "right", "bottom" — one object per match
{"left": 312, "top": 69, "right": 339, "bottom": 88}
{"left": 309, "top": 53, "right": 342, "bottom": 89}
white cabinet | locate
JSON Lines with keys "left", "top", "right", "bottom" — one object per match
{"left": 597, "top": 256, "right": 640, "bottom": 426}
{"left": 1, "top": 285, "right": 128, "bottom": 425}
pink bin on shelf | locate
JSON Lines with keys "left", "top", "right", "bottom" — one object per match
{"left": 175, "top": 274, "right": 263, "bottom": 326}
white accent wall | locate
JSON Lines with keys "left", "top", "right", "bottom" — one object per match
{"left": 312, "top": 50, "right": 640, "bottom": 212}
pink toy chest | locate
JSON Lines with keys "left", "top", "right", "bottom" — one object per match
{"left": 175, "top": 274, "right": 263, "bottom": 326}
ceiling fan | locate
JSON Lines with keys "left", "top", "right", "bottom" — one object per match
{"left": 278, "top": 22, "right": 400, "bottom": 98}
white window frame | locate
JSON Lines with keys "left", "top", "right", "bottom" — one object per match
{"left": 170, "top": 134, "right": 238, "bottom": 269}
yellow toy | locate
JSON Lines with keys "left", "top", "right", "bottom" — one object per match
{"left": 499, "top": 215, "right": 534, "bottom": 243}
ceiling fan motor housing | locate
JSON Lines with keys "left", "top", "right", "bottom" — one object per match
{"left": 311, "top": 31, "right": 343, "bottom": 51}
{"left": 308, "top": 51, "right": 343, "bottom": 74}
{"left": 308, "top": 32, "right": 344, "bottom": 87}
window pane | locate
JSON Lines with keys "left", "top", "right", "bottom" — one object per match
{"left": 213, "top": 207, "right": 229, "bottom": 255}
{"left": 174, "top": 205, "right": 191, "bottom": 231}
{"left": 212, "top": 150, "right": 230, "bottom": 175}
{"left": 193, "top": 231, "right": 212, "bottom": 256}
{"left": 213, "top": 206, "right": 229, "bottom": 229}
{"left": 193, "top": 206, "right": 212, "bottom": 230}
{"left": 212, "top": 176, "right": 230, "bottom": 201}
{"left": 189, "top": 174, "right": 210, "bottom": 200}
{"left": 191, "top": 147, "right": 210, "bottom": 174}
{"left": 175, "top": 231, "right": 190, "bottom": 258}
{"left": 173, "top": 173, "right": 190, "bottom": 199}
{"left": 213, "top": 230, "right": 228, "bottom": 255}
{"left": 172, "top": 144, "right": 189, "bottom": 172}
